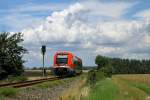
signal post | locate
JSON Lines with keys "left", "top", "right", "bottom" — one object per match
{"left": 41, "top": 45, "right": 46, "bottom": 77}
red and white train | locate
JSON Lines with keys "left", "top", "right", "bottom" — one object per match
{"left": 53, "top": 51, "right": 82, "bottom": 76}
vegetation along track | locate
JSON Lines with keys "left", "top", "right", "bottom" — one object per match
{"left": 0, "top": 77, "right": 60, "bottom": 88}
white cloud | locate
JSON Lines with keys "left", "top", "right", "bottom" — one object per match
{"left": 19, "top": 1, "right": 150, "bottom": 66}
{"left": 142, "top": 34, "right": 150, "bottom": 44}
{"left": 23, "top": 2, "right": 150, "bottom": 57}
{"left": 23, "top": 2, "right": 136, "bottom": 44}
{"left": 82, "top": 1, "right": 135, "bottom": 18}
{"left": 0, "top": 2, "right": 69, "bottom": 32}
{"left": 135, "top": 9, "right": 150, "bottom": 18}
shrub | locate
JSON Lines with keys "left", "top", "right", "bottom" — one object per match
{"left": 95, "top": 70, "right": 106, "bottom": 81}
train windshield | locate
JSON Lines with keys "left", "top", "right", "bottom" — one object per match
{"left": 56, "top": 55, "right": 68, "bottom": 65}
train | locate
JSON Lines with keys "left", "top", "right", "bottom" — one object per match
{"left": 52, "top": 51, "right": 82, "bottom": 76}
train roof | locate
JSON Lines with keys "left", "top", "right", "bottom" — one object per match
{"left": 55, "top": 51, "right": 73, "bottom": 55}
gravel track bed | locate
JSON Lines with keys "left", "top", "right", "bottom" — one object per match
{"left": 3, "top": 78, "right": 78, "bottom": 100}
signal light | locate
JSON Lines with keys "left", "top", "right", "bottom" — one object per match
{"left": 41, "top": 45, "right": 46, "bottom": 55}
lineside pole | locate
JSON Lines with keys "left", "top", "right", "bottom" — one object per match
{"left": 41, "top": 45, "right": 46, "bottom": 77}
{"left": 43, "top": 53, "right": 45, "bottom": 77}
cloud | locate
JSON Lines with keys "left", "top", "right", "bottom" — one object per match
{"left": 23, "top": 2, "right": 136, "bottom": 44}
{"left": 81, "top": 1, "right": 135, "bottom": 18}
{"left": 14, "top": 1, "right": 149, "bottom": 66}
{"left": 0, "top": 2, "right": 70, "bottom": 32}
{"left": 135, "top": 9, "right": 150, "bottom": 18}
{"left": 23, "top": 6, "right": 148, "bottom": 44}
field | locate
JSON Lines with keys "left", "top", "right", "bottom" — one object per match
{"left": 23, "top": 70, "right": 53, "bottom": 80}
{"left": 0, "top": 70, "right": 53, "bottom": 84}
{"left": 87, "top": 74, "right": 150, "bottom": 100}
{"left": 23, "top": 70, "right": 52, "bottom": 77}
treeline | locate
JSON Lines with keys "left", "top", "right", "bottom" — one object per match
{"left": 95, "top": 55, "right": 150, "bottom": 75}
{"left": 26, "top": 66, "right": 95, "bottom": 70}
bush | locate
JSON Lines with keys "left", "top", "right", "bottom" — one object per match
{"left": 87, "top": 70, "right": 106, "bottom": 86}
{"left": 0, "top": 87, "right": 17, "bottom": 96}
{"left": 95, "top": 70, "right": 106, "bottom": 81}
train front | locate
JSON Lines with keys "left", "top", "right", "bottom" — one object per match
{"left": 52, "top": 52, "right": 75, "bottom": 76}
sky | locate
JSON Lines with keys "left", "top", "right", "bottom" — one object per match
{"left": 0, "top": 0, "right": 150, "bottom": 67}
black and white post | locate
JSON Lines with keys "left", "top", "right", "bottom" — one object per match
{"left": 41, "top": 45, "right": 46, "bottom": 77}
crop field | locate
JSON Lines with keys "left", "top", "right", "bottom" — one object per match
{"left": 87, "top": 74, "right": 150, "bottom": 100}
{"left": 23, "top": 70, "right": 52, "bottom": 78}
{"left": 113, "top": 74, "right": 150, "bottom": 84}
{"left": 113, "top": 74, "right": 150, "bottom": 100}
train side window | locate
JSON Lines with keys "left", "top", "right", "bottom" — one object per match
{"left": 73, "top": 57, "right": 77, "bottom": 64}
{"left": 72, "top": 57, "right": 75, "bottom": 64}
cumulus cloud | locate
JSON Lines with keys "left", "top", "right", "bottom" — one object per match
{"left": 82, "top": 1, "right": 135, "bottom": 18}
{"left": 23, "top": 2, "right": 136, "bottom": 44}
{"left": 135, "top": 9, "right": 150, "bottom": 18}
{"left": 21, "top": 1, "right": 150, "bottom": 66}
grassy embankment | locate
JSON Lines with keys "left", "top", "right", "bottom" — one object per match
{"left": 85, "top": 70, "right": 119, "bottom": 100}
{"left": 85, "top": 72, "right": 150, "bottom": 100}
{"left": 59, "top": 74, "right": 87, "bottom": 100}
{"left": 87, "top": 78, "right": 118, "bottom": 100}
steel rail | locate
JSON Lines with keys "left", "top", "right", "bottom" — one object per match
{"left": 0, "top": 77, "right": 59, "bottom": 88}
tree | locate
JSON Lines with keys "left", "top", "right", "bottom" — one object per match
{"left": 0, "top": 32, "right": 27, "bottom": 79}
{"left": 95, "top": 55, "right": 109, "bottom": 70}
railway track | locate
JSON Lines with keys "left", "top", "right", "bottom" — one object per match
{"left": 0, "top": 77, "right": 60, "bottom": 88}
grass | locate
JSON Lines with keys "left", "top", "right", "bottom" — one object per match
{"left": 59, "top": 75, "right": 87, "bottom": 100}
{"left": 0, "top": 87, "right": 18, "bottom": 97}
{"left": 36, "top": 80, "right": 65, "bottom": 89}
{"left": 85, "top": 73, "right": 150, "bottom": 100}
{"left": 118, "top": 75, "right": 150, "bottom": 95}
{"left": 7, "top": 76, "right": 28, "bottom": 82}
{"left": 0, "top": 75, "right": 28, "bottom": 84}
{"left": 113, "top": 75, "right": 149, "bottom": 100}
{"left": 113, "top": 75, "right": 150, "bottom": 95}
{"left": 87, "top": 78, "right": 119, "bottom": 100}
{"left": 114, "top": 74, "right": 150, "bottom": 84}
{"left": 129, "top": 82, "right": 150, "bottom": 94}
{"left": 0, "top": 96, "right": 4, "bottom": 100}
{"left": 35, "top": 77, "right": 75, "bottom": 89}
